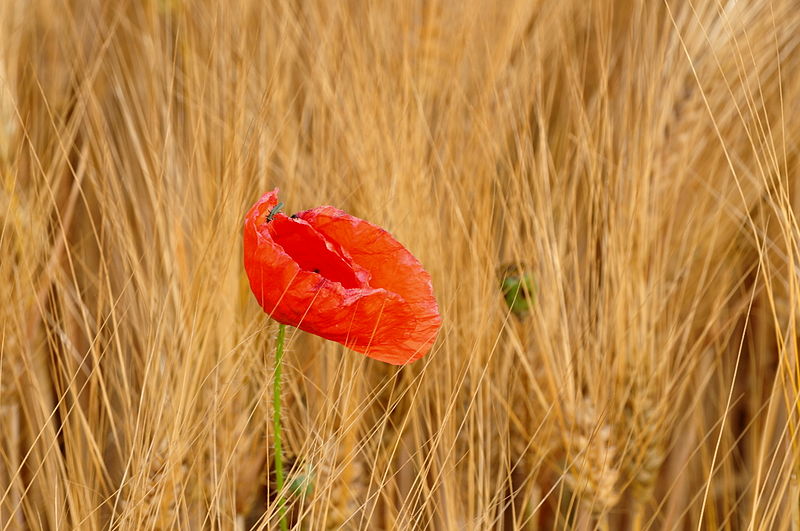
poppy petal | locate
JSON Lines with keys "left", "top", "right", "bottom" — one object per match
{"left": 244, "top": 190, "right": 441, "bottom": 364}
{"left": 297, "top": 206, "right": 442, "bottom": 361}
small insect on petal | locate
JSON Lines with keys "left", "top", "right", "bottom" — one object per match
{"left": 267, "top": 202, "right": 284, "bottom": 222}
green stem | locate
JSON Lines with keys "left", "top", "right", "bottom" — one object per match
{"left": 273, "top": 323, "right": 288, "bottom": 531}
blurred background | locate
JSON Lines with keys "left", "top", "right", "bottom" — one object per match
{"left": 2, "top": 0, "right": 800, "bottom": 529}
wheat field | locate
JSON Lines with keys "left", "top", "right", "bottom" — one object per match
{"left": 2, "top": 0, "right": 800, "bottom": 529}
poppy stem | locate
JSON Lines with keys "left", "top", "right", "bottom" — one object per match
{"left": 273, "top": 323, "right": 288, "bottom": 531}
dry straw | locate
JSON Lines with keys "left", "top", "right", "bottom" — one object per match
{"left": 2, "top": 0, "right": 800, "bottom": 529}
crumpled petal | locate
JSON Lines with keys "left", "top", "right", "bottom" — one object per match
{"left": 244, "top": 189, "right": 441, "bottom": 364}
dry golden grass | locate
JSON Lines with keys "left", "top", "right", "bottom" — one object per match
{"left": 2, "top": 0, "right": 800, "bottom": 529}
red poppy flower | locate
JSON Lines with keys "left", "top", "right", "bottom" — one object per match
{"left": 243, "top": 189, "right": 441, "bottom": 365}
